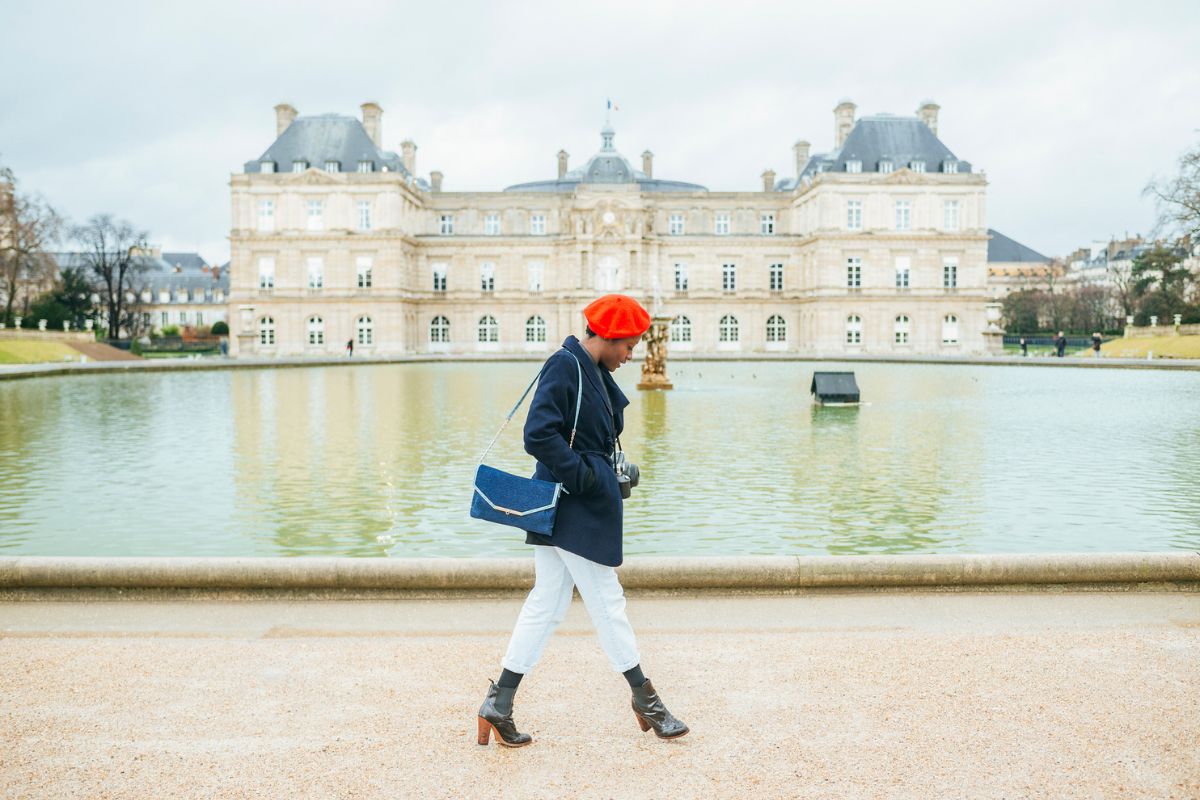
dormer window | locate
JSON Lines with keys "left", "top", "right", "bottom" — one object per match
{"left": 943, "top": 159, "right": 959, "bottom": 174}
{"left": 357, "top": 160, "right": 373, "bottom": 173}
{"left": 845, "top": 159, "right": 862, "bottom": 173}
{"left": 292, "top": 160, "right": 307, "bottom": 173}
{"left": 324, "top": 160, "right": 340, "bottom": 173}
{"left": 259, "top": 160, "right": 276, "bottom": 174}
{"left": 910, "top": 160, "right": 926, "bottom": 173}
{"left": 879, "top": 160, "right": 894, "bottom": 174}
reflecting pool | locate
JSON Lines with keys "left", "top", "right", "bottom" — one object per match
{"left": 1, "top": 361, "right": 1198, "bottom": 557}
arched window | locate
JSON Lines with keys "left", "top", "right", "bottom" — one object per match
{"left": 478, "top": 314, "right": 499, "bottom": 343}
{"left": 307, "top": 316, "right": 324, "bottom": 345}
{"left": 670, "top": 315, "right": 692, "bottom": 343}
{"left": 766, "top": 314, "right": 787, "bottom": 343}
{"left": 258, "top": 317, "right": 275, "bottom": 346}
{"left": 942, "top": 314, "right": 959, "bottom": 344}
{"left": 718, "top": 314, "right": 739, "bottom": 343}
{"left": 356, "top": 315, "right": 373, "bottom": 346}
{"left": 525, "top": 315, "right": 547, "bottom": 343}
{"left": 429, "top": 315, "right": 450, "bottom": 343}
{"left": 845, "top": 314, "right": 862, "bottom": 344}
{"left": 894, "top": 314, "right": 911, "bottom": 344}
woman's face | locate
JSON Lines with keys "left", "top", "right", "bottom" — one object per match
{"left": 599, "top": 335, "right": 642, "bottom": 372}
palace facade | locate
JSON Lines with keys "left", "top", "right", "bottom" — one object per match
{"left": 227, "top": 100, "right": 1001, "bottom": 357}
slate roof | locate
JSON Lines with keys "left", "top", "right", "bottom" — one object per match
{"left": 987, "top": 230, "right": 1049, "bottom": 263}
{"left": 776, "top": 114, "right": 972, "bottom": 191}
{"left": 162, "top": 252, "right": 208, "bottom": 271}
{"left": 505, "top": 125, "right": 707, "bottom": 193}
{"left": 244, "top": 114, "right": 429, "bottom": 189}
{"left": 49, "top": 252, "right": 229, "bottom": 294}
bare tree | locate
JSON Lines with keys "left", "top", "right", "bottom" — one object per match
{"left": 1106, "top": 257, "right": 1138, "bottom": 321}
{"left": 0, "top": 163, "right": 64, "bottom": 325}
{"left": 73, "top": 214, "right": 149, "bottom": 339}
{"left": 1146, "top": 140, "right": 1200, "bottom": 240}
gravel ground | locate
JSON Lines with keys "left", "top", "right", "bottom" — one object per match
{"left": 1, "top": 591, "right": 1197, "bottom": 799}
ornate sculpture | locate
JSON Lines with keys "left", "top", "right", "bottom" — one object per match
{"left": 637, "top": 315, "right": 673, "bottom": 390}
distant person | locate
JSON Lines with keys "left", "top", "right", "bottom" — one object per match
{"left": 1092, "top": 332, "right": 1103, "bottom": 358}
{"left": 1055, "top": 331, "right": 1067, "bottom": 358}
{"left": 219, "top": 337, "right": 228, "bottom": 357}
{"left": 1019, "top": 337, "right": 1028, "bottom": 357}
{"left": 345, "top": 338, "right": 354, "bottom": 357}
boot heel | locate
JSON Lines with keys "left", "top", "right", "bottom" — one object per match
{"left": 477, "top": 716, "right": 492, "bottom": 745}
{"left": 634, "top": 713, "right": 651, "bottom": 732}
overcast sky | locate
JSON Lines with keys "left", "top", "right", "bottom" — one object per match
{"left": 2, "top": 0, "right": 1197, "bottom": 265}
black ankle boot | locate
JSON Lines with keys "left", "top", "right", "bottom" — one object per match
{"left": 477, "top": 679, "right": 532, "bottom": 747}
{"left": 631, "top": 679, "right": 689, "bottom": 739}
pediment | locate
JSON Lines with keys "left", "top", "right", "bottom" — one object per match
{"left": 882, "top": 169, "right": 925, "bottom": 185}
{"left": 284, "top": 168, "right": 343, "bottom": 186}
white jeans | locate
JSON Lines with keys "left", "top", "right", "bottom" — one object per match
{"left": 501, "top": 545, "right": 641, "bottom": 674}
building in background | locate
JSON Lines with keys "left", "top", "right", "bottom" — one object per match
{"left": 228, "top": 100, "right": 1001, "bottom": 357}
{"left": 986, "top": 229, "right": 1053, "bottom": 299}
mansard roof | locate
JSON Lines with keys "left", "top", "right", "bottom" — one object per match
{"left": 505, "top": 124, "right": 707, "bottom": 193}
{"left": 987, "top": 229, "right": 1049, "bottom": 263}
{"left": 244, "top": 114, "right": 427, "bottom": 188}
{"left": 777, "top": 114, "right": 972, "bottom": 191}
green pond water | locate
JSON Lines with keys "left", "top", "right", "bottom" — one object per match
{"left": 1, "top": 361, "right": 1198, "bottom": 557}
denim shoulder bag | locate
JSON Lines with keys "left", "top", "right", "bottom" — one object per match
{"left": 470, "top": 350, "right": 583, "bottom": 535}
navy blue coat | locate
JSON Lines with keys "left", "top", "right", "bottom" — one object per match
{"left": 523, "top": 335, "right": 630, "bottom": 567}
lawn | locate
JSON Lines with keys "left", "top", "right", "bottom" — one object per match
{"left": 0, "top": 340, "right": 84, "bottom": 364}
{"left": 1101, "top": 335, "right": 1200, "bottom": 359}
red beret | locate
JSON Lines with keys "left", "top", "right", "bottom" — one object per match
{"left": 583, "top": 294, "right": 651, "bottom": 339}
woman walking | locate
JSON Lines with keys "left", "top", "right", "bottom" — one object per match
{"left": 476, "top": 294, "right": 689, "bottom": 747}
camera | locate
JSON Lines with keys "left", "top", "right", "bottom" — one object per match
{"left": 613, "top": 452, "right": 640, "bottom": 500}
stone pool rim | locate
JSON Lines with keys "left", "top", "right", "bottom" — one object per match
{"left": 2, "top": 552, "right": 1198, "bottom": 592}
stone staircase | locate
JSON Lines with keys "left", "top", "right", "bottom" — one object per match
{"left": 66, "top": 341, "right": 141, "bottom": 361}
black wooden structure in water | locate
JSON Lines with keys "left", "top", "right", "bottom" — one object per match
{"left": 810, "top": 372, "right": 860, "bottom": 404}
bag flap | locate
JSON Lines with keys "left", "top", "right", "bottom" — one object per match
{"left": 473, "top": 464, "right": 562, "bottom": 517}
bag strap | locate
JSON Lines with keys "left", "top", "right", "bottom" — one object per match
{"left": 478, "top": 348, "right": 584, "bottom": 465}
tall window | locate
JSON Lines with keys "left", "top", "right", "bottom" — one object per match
{"left": 480, "top": 262, "right": 495, "bottom": 293}
{"left": 160, "top": 310, "right": 169, "bottom": 327}
{"left": 477, "top": 314, "right": 499, "bottom": 343}
{"left": 895, "top": 200, "right": 911, "bottom": 232}
{"left": 760, "top": 213, "right": 775, "bottom": 235}
{"left": 307, "top": 316, "right": 324, "bottom": 345}
{"left": 430, "top": 315, "right": 449, "bottom": 343}
{"left": 357, "top": 200, "right": 372, "bottom": 231}
{"left": 943, "top": 200, "right": 960, "bottom": 232}
{"left": 846, "top": 159, "right": 862, "bottom": 173}
{"left": 484, "top": 214, "right": 500, "bottom": 236}
{"left": 325, "top": 160, "right": 340, "bottom": 173}
{"left": 306, "top": 257, "right": 323, "bottom": 289}
{"left": 525, "top": 315, "right": 547, "bottom": 343}
{"left": 439, "top": 214, "right": 454, "bottom": 235}
{"left": 846, "top": 257, "right": 862, "bottom": 288}
{"left": 847, "top": 200, "right": 862, "bottom": 231}
{"left": 306, "top": 199, "right": 323, "bottom": 231}
{"left": 530, "top": 214, "right": 546, "bottom": 235}
{"left": 879, "top": 160, "right": 894, "bottom": 174}
{"left": 942, "top": 314, "right": 959, "bottom": 344}
{"left": 718, "top": 314, "right": 739, "bottom": 343}
{"left": 943, "top": 160, "right": 959, "bottom": 174}
{"left": 527, "top": 261, "right": 544, "bottom": 293}
{"left": 895, "top": 256, "right": 911, "bottom": 289}
{"left": 357, "top": 160, "right": 373, "bottom": 173}
{"left": 674, "top": 262, "right": 689, "bottom": 292}
{"left": 257, "top": 256, "right": 275, "bottom": 289}
{"left": 894, "top": 314, "right": 910, "bottom": 344}
{"left": 259, "top": 317, "right": 275, "bottom": 345}
{"left": 715, "top": 213, "right": 730, "bottom": 235}
{"left": 846, "top": 314, "right": 862, "bottom": 344}
{"left": 356, "top": 256, "right": 373, "bottom": 289}
{"left": 670, "top": 315, "right": 692, "bottom": 343}
{"left": 766, "top": 314, "right": 787, "bottom": 343}
{"left": 669, "top": 214, "right": 684, "bottom": 235}
{"left": 769, "top": 263, "right": 784, "bottom": 292}
{"left": 943, "top": 258, "right": 958, "bottom": 289}
{"left": 260, "top": 160, "right": 275, "bottom": 173}
{"left": 257, "top": 199, "right": 274, "bottom": 232}
{"left": 356, "top": 315, "right": 374, "bottom": 345}
{"left": 722, "top": 263, "right": 737, "bottom": 293}
{"left": 910, "top": 160, "right": 926, "bottom": 173}
{"left": 432, "top": 262, "right": 447, "bottom": 293}
{"left": 292, "top": 160, "right": 307, "bottom": 173}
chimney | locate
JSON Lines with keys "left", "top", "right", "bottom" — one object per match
{"left": 917, "top": 100, "right": 940, "bottom": 137}
{"left": 430, "top": 170, "right": 443, "bottom": 192}
{"left": 401, "top": 139, "right": 417, "bottom": 175}
{"left": 761, "top": 169, "right": 776, "bottom": 193}
{"left": 793, "top": 140, "right": 811, "bottom": 178}
{"left": 361, "top": 102, "right": 383, "bottom": 148}
{"left": 642, "top": 150, "right": 654, "bottom": 178}
{"left": 274, "top": 103, "right": 298, "bottom": 138}
{"left": 833, "top": 99, "right": 856, "bottom": 149}
{"left": 557, "top": 150, "right": 569, "bottom": 179}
